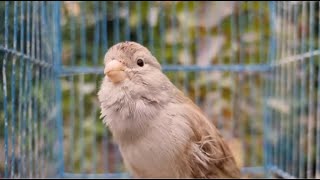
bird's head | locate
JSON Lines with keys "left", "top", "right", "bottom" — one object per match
{"left": 103, "top": 41, "right": 162, "bottom": 84}
{"left": 98, "top": 41, "right": 175, "bottom": 128}
{"left": 98, "top": 41, "right": 174, "bottom": 139}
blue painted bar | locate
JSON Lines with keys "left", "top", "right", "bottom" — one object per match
{"left": 29, "top": 2, "right": 37, "bottom": 176}
{"left": 125, "top": 1, "right": 131, "bottom": 41}
{"left": 285, "top": 3, "right": 292, "bottom": 175}
{"left": 34, "top": 2, "right": 41, "bottom": 177}
{"left": 283, "top": 2, "right": 289, "bottom": 173}
{"left": 278, "top": 1, "right": 284, "bottom": 172}
{"left": 0, "top": 46, "right": 52, "bottom": 67}
{"left": 316, "top": 2, "right": 320, "bottom": 178}
{"left": 193, "top": 1, "right": 200, "bottom": 106}
{"left": 159, "top": 2, "right": 166, "bottom": 65}
{"left": 79, "top": 1, "right": 86, "bottom": 174}
{"left": 182, "top": 1, "right": 189, "bottom": 97}
{"left": 292, "top": 4, "right": 299, "bottom": 177}
{"left": 307, "top": 1, "right": 315, "bottom": 178}
{"left": 53, "top": 1, "right": 64, "bottom": 177}
{"left": 3, "top": 2, "right": 9, "bottom": 177}
{"left": 265, "top": 2, "right": 277, "bottom": 177}
{"left": 91, "top": 1, "right": 100, "bottom": 173}
{"left": 17, "top": 2, "right": 25, "bottom": 177}
{"left": 39, "top": 3, "right": 46, "bottom": 177}
{"left": 299, "top": 2, "right": 307, "bottom": 178}
{"left": 136, "top": 1, "right": 142, "bottom": 44}
{"left": 68, "top": 1, "right": 76, "bottom": 173}
{"left": 10, "top": 1, "right": 17, "bottom": 178}
{"left": 147, "top": 1, "right": 154, "bottom": 53}
{"left": 23, "top": 2, "right": 31, "bottom": 177}
{"left": 171, "top": 1, "right": 178, "bottom": 85}
{"left": 1, "top": 1, "right": 319, "bottom": 178}
{"left": 42, "top": 3, "right": 50, "bottom": 177}
{"left": 113, "top": 1, "right": 119, "bottom": 43}
{"left": 60, "top": 64, "right": 271, "bottom": 77}
{"left": 273, "top": 1, "right": 280, "bottom": 169}
{"left": 230, "top": 0, "right": 237, "bottom": 146}
{"left": 203, "top": 1, "right": 211, "bottom": 125}
{"left": 247, "top": 1, "right": 257, "bottom": 167}
{"left": 238, "top": 1, "right": 246, "bottom": 167}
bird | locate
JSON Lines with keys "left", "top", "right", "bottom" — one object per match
{"left": 97, "top": 41, "right": 241, "bottom": 178}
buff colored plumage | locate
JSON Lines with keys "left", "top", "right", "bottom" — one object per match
{"left": 98, "top": 41, "right": 240, "bottom": 178}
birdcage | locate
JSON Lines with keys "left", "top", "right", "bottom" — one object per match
{"left": 1, "top": 1, "right": 319, "bottom": 179}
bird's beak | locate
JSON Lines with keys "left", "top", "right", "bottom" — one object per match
{"left": 104, "top": 60, "right": 126, "bottom": 83}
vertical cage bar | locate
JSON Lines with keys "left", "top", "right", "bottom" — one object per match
{"left": 285, "top": 2, "right": 292, "bottom": 175}
{"left": 90, "top": 1, "right": 100, "bottom": 173}
{"left": 274, "top": 0, "right": 280, "bottom": 169}
{"left": 307, "top": 1, "right": 315, "bottom": 178}
{"left": 68, "top": 2, "right": 76, "bottom": 173}
{"left": 182, "top": 1, "right": 189, "bottom": 97}
{"left": 279, "top": 1, "right": 285, "bottom": 172}
{"left": 39, "top": 3, "right": 45, "bottom": 177}
{"left": 53, "top": 1, "right": 64, "bottom": 177}
{"left": 79, "top": 1, "right": 86, "bottom": 174}
{"left": 147, "top": 1, "right": 154, "bottom": 53}
{"left": 10, "top": 2, "right": 18, "bottom": 177}
{"left": 292, "top": 3, "right": 299, "bottom": 177}
{"left": 136, "top": 1, "right": 142, "bottom": 44}
{"left": 171, "top": 1, "right": 178, "bottom": 85}
{"left": 316, "top": 2, "right": 320, "bottom": 177}
{"left": 18, "top": 1, "right": 25, "bottom": 178}
{"left": 204, "top": 2, "right": 211, "bottom": 132}
{"left": 3, "top": 1, "right": 9, "bottom": 178}
{"left": 24, "top": 1, "right": 31, "bottom": 177}
{"left": 238, "top": 1, "right": 246, "bottom": 167}
{"left": 16, "top": 1, "right": 22, "bottom": 178}
{"left": 247, "top": 1, "right": 257, "bottom": 167}
{"left": 265, "top": 1, "right": 277, "bottom": 177}
{"left": 113, "top": 1, "right": 119, "bottom": 43}
{"left": 299, "top": 2, "right": 307, "bottom": 178}
{"left": 159, "top": 2, "right": 166, "bottom": 65}
{"left": 125, "top": 1, "right": 131, "bottom": 41}
{"left": 30, "top": 1, "right": 36, "bottom": 176}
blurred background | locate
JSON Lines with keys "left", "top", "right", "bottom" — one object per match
{"left": 60, "top": 1, "right": 268, "bottom": 177}
{"left": 1, "top": 1, "right": 320, "bottom": 179}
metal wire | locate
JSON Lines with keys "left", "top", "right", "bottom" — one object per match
{"left": 0, "top": 1, "right": 62, "bottom": 178}
{"left": 2, "top": 1, "right": 320, "bottom": 179}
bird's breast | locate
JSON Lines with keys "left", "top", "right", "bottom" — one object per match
{"left": 119, "top": 129, "right": 183, "bottom": 178}
{"left": 117, "top": 114, "right": 194, "bottom": 178}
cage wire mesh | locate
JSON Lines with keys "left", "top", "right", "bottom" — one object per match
{"left": 1, "top": 1, "right": 320, "bottom": 179}
{"left": 266, "top": 1, "right": 320, "bottom": 179}
{"left": 0, "top": 1, "right": 64, "bottom": 178}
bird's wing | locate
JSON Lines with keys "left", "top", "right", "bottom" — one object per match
{"left": 188, "top": 104, "right": 240, "bottom": 178}
{"left": 173, "top": 90, "right": 241, "bottom": 178}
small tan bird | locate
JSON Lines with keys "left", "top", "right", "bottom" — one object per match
{"left": 98, "top": 41, "right": 241, "bottom": 178}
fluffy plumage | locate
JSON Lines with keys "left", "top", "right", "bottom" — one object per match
{"left": 98, "top": 41, "right": 241, "bottom": 178}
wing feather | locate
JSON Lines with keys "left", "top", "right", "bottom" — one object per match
{"left": 173, "top": 89, "right": 241, "bottom": 178}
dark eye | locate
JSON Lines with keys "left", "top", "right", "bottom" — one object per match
{"left": 137, "top": 59, "right": 144, "bottom": 67}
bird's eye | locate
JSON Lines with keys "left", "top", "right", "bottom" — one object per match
{"left": 137, "top": 59, "right": 144, "bottom": 67}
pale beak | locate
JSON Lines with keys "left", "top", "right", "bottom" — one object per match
{"left": 104, "top": 60, "right": 127, "bottom": 83}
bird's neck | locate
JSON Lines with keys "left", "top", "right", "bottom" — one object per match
{"left": 104, "top": 86, "right": 165, "bottom": 143}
